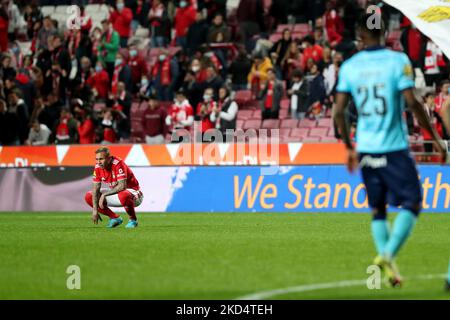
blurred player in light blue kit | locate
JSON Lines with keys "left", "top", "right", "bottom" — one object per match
{"left": 333, "top": 13, "right": 447, "bottom": 287}
{"left": 439, "top": 96, "right": 450, "bottom": 291}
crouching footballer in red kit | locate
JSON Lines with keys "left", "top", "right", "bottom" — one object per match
{"left": 85, "top": 147, "right": 144, "bottom": 228}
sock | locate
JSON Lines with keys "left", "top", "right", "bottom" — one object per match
{"left": 118, "top": 191, "right": 137, "bottom": 221}
{"left": 85, "top": 191, "right": 120, "bottom": 219}
{"left": 384, "top": 209, "right": 417, "bottom": 259}
{"left": 447, "top": 261, "right": 450, "bottom": 282}
{"left": 371, "top": 219, "right": 390, "bottom": 256}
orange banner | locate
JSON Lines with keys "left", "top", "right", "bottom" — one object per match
{"left": 0, "top": 143, "right": 348, "bottom": 167}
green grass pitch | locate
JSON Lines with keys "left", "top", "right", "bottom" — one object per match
{"left": 0, "top": 212, "right": 448, "bottom": 299}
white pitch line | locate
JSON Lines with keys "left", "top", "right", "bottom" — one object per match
{"left": 236, "top": 274, "right": 447, "bottom": 300}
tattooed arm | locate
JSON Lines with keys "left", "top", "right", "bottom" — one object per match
{"left": 98, "top": 180, "right": 127, "bottom": 209}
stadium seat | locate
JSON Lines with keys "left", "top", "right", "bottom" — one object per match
{"left": 298, "top": 119, "right": 317, "bottom": 128}
{"left": 302, "top": 136, "right": 321, "bottom": 142}
{"left": 280, "top": 99, "right": 290, "bottom": 109}
{"left": 234, "top": 90, "right": 252, "bottom": 107}
{"left": 279, "top": 109, "right": 289, "bottom": 119}
{"left": 85, "top": 4, "right": 100, "bottom": 15}
{"left": 280, "top": 119, "right": 299, "bottom": 128}
{"left": 279, "top": 128, "right": 291, "bottom": 138}
{"left": 317, "top": 118, "right": 332, "bottom": 128}
{"left": 135, "top": 28, "right": 149, "bottom": 38}
{"left": 168, "top": 46, "right": 182, "bottom": 56}
{"left": 276, "top": 24, "right": 292, "bottom": 33}
{"left": 243, "top": 119, "right": 261, "bottom": 130}
{"left": 269, "top": 33, "right": 282, "bottom": 43}
{"left": 251, "top": 110, "right": 262, "bottom": 119}
{"left": 309, "top": 127, "right": 329, "bottom": 138}
{"left": 293, "top": 23, "right": 311, "bottom": 33}
{"left": 290, "top": 128, "right": 309, "bottom": 138}
{"left": 237, "top": 110, "right": 253, "bottom": 120}
{"left": 261, "top": 119, "right": 280, "bottom": 129}
{"left": 236, "top": 119, "right": 244, "bottom": 129}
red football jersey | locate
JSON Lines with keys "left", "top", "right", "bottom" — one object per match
{"left": 93, "top": 156, "right": 140, "bottom": 190}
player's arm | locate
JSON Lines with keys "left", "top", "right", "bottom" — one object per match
{"left": 403, "top": 88, "right": 447, "bottom": 162}
{"left": 101, "top": 179, "right": 127, "bottom": 197}
{"left": 92, "top": 182, "right": 101, "bottom": 224}
{"left": 334, "top": 92, "right": 358, "bottom": 172}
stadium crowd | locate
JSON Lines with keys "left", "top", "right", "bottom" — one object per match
{"left": 0, "top": 0, "right": 449, "bottom": 146}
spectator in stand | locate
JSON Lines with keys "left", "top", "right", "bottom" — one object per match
{"left": 111, "top": 51, "right": 132, "bottom": 95}
{"left": 189, "top": 57, "right": 208, "bottom": 83}
{"left": 90, "top": 27, "right": 102, "bottom": 61}
{"left": 229, "top": 46, "right": 252, "bottom": 91}
{"left": 198, "top": 0, "right": 227, "bottom": 23}
{"left": 110, "top": 81, "right": 132, "bottom": 140}
{"left": 323, "top": 51, "right": 343, "bottom": 97}
{"left": 423, "top": 38, "right": 447, "bottom": 87}
{"left": 9, "top": 41, "right": 23, "bottom": 69}
{"left": 128, "top": 42, "right": 148, "bottom": 94}
{"left": 47, "top": 61, "right": 68, "bottom": 103}
{"left": 36, "top": 16, "right": 57, "bottom": 51}
{"left": 306, "top": 63, "right": 326, "bottom": 121}
{"left": 54, "top": 107, "right": 78, "bottom": 145}
{"left": 195, "top": 87, "right": 217, "bottom": 141}
{"left": 186, "top": 11, "right": 208, "bottom": 55}
{"left": 3, "top": 0, "right": 21, "bottom": 42}
{"left": 203, "top": 66, "right": 224, "bottom": 99}
{"left": 98, "top": 19, "right": 120, "bottom": 81}
{"left": 87, "top": 61, "right": 110, "bottom": 101}
{"left": 435, "top": 80, "right": 450, "bottom": 119}
{"left": 248, "top": 52, "right": 273, "bottom": 98}
{"left": 148, "top": 0, "right": 170, "bottom": 48}
{"left": 323, "top": 0, "right": 344, "bottom": 48}
{"left": 207, "top": 13, "right": 231, "bottom": 44}
{"left": 73, "top": 102, "right": 95, "bottom": 145}
{"left": 180, "top": 70, "right": 203, "bottom": 110}
{"left": 138, "top": 74, "right": 152, "bottom": 97}
{"left": 269, "top": 0, "right": 290, "bottom": 25}
{"left": 400, "top": 18, "right": 425, "bottom": 70}
{"left": 288, "top": 69, "right": 309, "bottom": 120}
{"left": 301, "top": 35, "right": 323, "bottom": 71}
{"left": 334, "top": 30, "right": 357, "bottom": 60}
{"left": 174, "top": 0, "right": 197, "bottom": 48}
{"left": 0, "top": 6, "right": 7, "bottom": 52}
{"left": 79, "top": 6, "right": 93, "bottom": 34}
{"left": 166, "top": 89, "right": 194, "bottom": 142}
{"left": 0, "top": 98, "right": 20, "bottom": 145}
{"left": 131, "top": 0, "right": 149, "bottom": 33}
{"left": 314, "top": 26, "right": 327, "bottom": 48}
{"left": 236, "top": 0, "right": 265, "bottom": 52}
{"left": 37, "top": 92, "right": 62, "bottom": 132}
{"left": 281, "top": 41, "right": 303, "bottom": 86}
{"left": 152, "top": 48, "right": 179, "bottom": 101}
{"left": 422, "top": 92, "right": 440, "bottom": 152}
{"left": 25, "top": 119, "right": 51, "bottom": 146}
{"left": 211, "top": 86, "right": 238, "bottom": 139}
{"left": 15, "top": 72, "right": 36, "bottom": 115}
{"left": 142, "top": 95, "right": 168, "bottom": 144}
{"left": 8, "top": 88, "right": 29, "bottom": 143}
{"left": 109, "top": 0, "right": 133, "bottom": 48}
{"left": 258, "top": 68, "right": 283, "bottom": 120}
{"left": 270, "top": 29, "right": 293, "bottom": 78}
{"left": 1, "top": 55, "right": 17, "bottom": 82}
{"left": 100, "top": 108, "right": 117, "bottom": 144}
{"left": 24, "top": 3, "right": 42, "bottom": 40}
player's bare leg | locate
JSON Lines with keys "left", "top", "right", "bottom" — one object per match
{"left": 85, "top": 191, "right": 123, "bottom": 228}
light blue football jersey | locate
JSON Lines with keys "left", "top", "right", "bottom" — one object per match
{"left": 336, "top": 47, "right": 415, "bottom": 153}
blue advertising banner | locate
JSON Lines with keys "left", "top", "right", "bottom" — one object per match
{"left": 166, "top": 165, "right": 450, "bottom": 213}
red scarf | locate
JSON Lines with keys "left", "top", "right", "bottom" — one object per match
{"left": 210, "top": 54, "right": 222, "bottom": 71}
{"left": 265, "top": 82, "right": 274, "bottom": 109}
{"left": 68, "top": 31, "right": 81, "bottom": 57}
{"left": 111, "top": 63, "right": 124, "bottom": 95}
{"left": 152, "top": 59, "right": 171, "bottom": 86}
